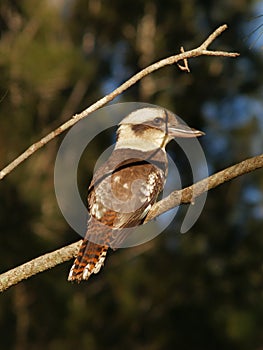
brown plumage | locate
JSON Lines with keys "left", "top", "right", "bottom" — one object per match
{"left": 68, "top": 107, "right": 204, "bottom": 282}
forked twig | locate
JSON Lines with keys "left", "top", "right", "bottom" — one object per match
{"left": 0, "top": 24, "right": 238, "bottom": 181}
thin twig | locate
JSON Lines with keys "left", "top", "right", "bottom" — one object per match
{"left": 177, "top": 46, "right": 190, "bottom": 72}
{"left": 0, "top": 154, "right": 262, "bottom": 292}
{"left": 199, "top": 24, "right": 229, "bottom": 49}
{"left": 0, "top": 24, "right": 239, "bottom": 181}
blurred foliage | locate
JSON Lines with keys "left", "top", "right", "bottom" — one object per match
{"left": 0, "top": 0, "right": 263, "bottom": 349}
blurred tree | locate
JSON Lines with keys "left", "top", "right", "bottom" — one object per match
{"left": 0, "top": 0, "right": 262, "bottom": 349}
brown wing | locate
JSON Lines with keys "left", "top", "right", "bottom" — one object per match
{"left": 88, "top": 158, "right": 164, "bottom": 225}
{"left": 85, "top": 154, "right": 165, "bottom": 251}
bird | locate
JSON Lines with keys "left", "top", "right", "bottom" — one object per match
{"left": 68, "top": 107, "right": 204, "bottom": 282}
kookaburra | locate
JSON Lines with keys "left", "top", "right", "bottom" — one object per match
{"left": 68, "top": 107, "right": 204, "bottom": 282}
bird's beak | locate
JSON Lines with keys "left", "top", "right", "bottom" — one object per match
{"left": 168, "top": 124, "right": 205, "bottom": 138}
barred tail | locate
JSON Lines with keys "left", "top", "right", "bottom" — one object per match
{"left": 68, "top": 239, "right": 108, "bottom": 282}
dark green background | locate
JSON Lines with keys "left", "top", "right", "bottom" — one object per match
{"left": 0, "top": 0, "right": 262, "bottom": 349}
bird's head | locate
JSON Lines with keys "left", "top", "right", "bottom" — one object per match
{"left": 116, "top": 107, "right": 204, "bottom": 151}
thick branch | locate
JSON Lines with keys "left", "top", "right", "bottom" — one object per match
{"left": 145, "top": 154, "right": 263, "bottom": 221}
{"left": 0, "top": 154, "right": 262, "bottom": 292}
{"left": 0, "top": 24, "right": 238, "bottom": 181}
{"left": 0, "top": 241, "right": 82, "bottom": 292}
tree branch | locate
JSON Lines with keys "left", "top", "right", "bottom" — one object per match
{"left": 0, "top": 24, "right": 238, "bottom": 181}
{"left": 0, "top": 241, "right": 82, "bottom": 293}
{"left": 0, "top": 154, "right": 262, "bottom": 292}
{"left": 145, "top": 154, "right": 263, "bottom": 221}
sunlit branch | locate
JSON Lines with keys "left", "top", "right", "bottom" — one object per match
{"left": 0, "top": 24, "right": 238, "bottom": 181}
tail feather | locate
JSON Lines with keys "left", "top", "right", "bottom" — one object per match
{"left": 68, "top": 239, "right": 108, "bottom": 282}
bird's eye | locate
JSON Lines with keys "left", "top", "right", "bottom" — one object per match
{"left": 153, "top": 117, "right": 163, "bottom": 125}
